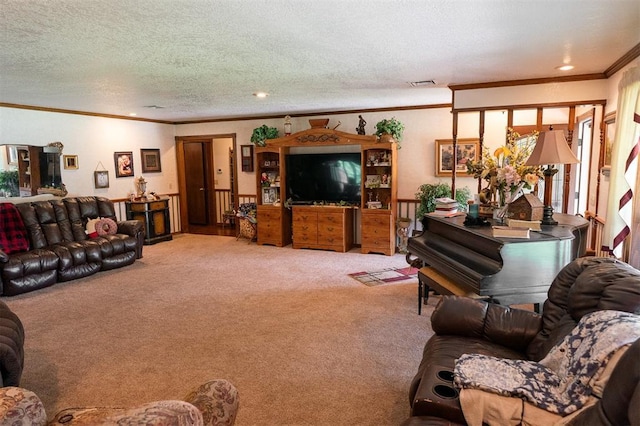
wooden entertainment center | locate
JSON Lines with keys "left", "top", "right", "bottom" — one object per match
{"left": 255, "top": 127, "right": 398, "bottom": 255}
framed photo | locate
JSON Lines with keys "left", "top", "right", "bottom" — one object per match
{"left": 365, "top": 174, "right": 382, "bottom": 188}
{"left": 94, "top": 171, "right": 109, "bottom": 188}
{"left": 241, "top": 144, "right": 254, "bottom": 172}
{"left": 63, "top": 155, "right": 78, "bottom": 170}
{"left": 262, "top": 187, "right": 277, "bottom": 204}
{"left": 603, "top": 112, "right": 616, "bottom": 167}
{"left": 435, "top": 138, "right": 479, "bottom": 177}
{"left": 114, "top": 151, "right": 134, "bottom": 178}
{"left": 141, "top": 148, "right": 162, "bottom": 173}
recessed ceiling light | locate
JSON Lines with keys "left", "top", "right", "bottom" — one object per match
{"left": 129, "top": 113, "right": 137, "bottom": 116}
{"left": 556, "top": 65, "right": 574, "bottom": 71}
{"left": 253, "top": 92, "right": 269, "bottom": 98}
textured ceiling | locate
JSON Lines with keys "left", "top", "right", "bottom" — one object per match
{"left": 1, "top": 0, "right": 638, "bottom": 122}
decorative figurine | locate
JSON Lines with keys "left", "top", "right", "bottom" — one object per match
{"left": 284, "top": 115, "right": 292, "bottom": 136}
{"left": 135, "top": 176, "right": 147, "bottom": 199}
{"left": 356, "top": 115, "right": 366, "bottom": 135}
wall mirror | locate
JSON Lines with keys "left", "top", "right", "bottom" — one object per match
{"left": 0, "top": 142, "right": 67, "bottom": 198}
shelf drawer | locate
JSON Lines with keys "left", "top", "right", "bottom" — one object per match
{"left": 258, "top": 208, "right": 281, "bottom": 221}
{"left": 361, "top": 212, "right": 392, "bottom": 228}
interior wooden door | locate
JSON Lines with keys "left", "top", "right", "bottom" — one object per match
{"left": 184, "top": 141, "right": 208, "bottom": 225}
{"left": 183, "top": 140, "right": 217, "bottom": 230}
{"left": 176, "top": 134, "right": 238, "bottom": 235}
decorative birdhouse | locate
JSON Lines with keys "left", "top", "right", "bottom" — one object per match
{"left": 509, "top": 194, "right": 544, "bottom": 221}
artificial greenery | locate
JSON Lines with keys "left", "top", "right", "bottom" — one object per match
{"left": 0, "top": 170, "right": 19, "bottom": 197}
{"left": 250, "top": 125, "right": 279, "bottom": 146}
{"left": 374, "top": 117, "right": 405, "bottom": 143}
{"left": 415, "top": 182, "right": 471, "bottom": 218}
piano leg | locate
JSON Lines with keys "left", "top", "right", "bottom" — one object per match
{"left": 418, "top": 272, "right": 431, "bottom": 315}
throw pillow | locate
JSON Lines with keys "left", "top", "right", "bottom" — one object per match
{"left": 95, "top": 218, "right": 118, "bottom": 236}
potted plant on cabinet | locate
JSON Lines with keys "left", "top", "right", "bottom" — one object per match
{"left": 0, "top": 170, "right": 19, "bottom": 197}
{"left": 415, "top": 182, "right": 471, "bottom": 218}
{"left": 375, "top": 117, "right": 405, "bottom": 147}
{"left": 250, "top": 125, "right": 279, "bottom": 147}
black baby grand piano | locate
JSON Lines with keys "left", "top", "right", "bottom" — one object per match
{"left": 407, "top": 213, "right": 588, "bottom": 309}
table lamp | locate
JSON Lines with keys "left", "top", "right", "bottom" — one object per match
{"left": 524, "top": 129, "right": 579, "bottom": 225}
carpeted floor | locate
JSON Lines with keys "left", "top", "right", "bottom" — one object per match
{"left": 3, "top": 234, "right": 438, "bottom": 425}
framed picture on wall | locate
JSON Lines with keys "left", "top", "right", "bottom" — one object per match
{"left": 241, "top": 144, "right": 254, "bottom": 172}
{"left": 141, "top": 148, "right": 162, "bottom": 173}
{"left": 94, "top": 171, "right": 109, "bottom": 188}
{"left": 435, "top": 138, "right": 479, "bottom": 177}
{"left": 602, "top": 111, "right": 615, "bottom": 175}
{"left": 114, "top": 151, "right": 134, "bottom": 177}
{"left": 63, "top": 155, "right": 79, "bottom": 170}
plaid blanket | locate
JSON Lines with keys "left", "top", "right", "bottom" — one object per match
{"left": 454, "top": 310, "right": 640, "bottom": 415}
{"left": 0, "top": 203, "right": 29, "bottom": 254}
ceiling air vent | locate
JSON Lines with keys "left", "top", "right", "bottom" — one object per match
{"left": 408, "top": 80, "right": 436, "bottom": 87}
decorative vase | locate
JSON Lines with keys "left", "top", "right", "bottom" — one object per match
{"left": 379, "top": 133, "right": 396, "bottom": 144}
{"left": 396, "top": 218, "right": 412, "bottom": 254}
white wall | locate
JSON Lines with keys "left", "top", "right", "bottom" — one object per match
{"left": 0, "top": 108, "right": 177, "bottom": 199}
{"left": 454, "top": 80, "right": 609, "bottom": 110}
{"left": 213, "top": 137, "right": 233, "bottom": 190}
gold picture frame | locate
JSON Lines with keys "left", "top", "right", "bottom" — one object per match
{"left": 63, "top": 155, "right": 78, "bottom": 170}
{"left": 435, "top": 138, "right": 479, "bottom": 177}
{"left": 602, "top": 112, "right": 616, "bottom": 173}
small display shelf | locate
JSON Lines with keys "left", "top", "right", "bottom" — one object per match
{"left": 362, "top": 147, "right": 394, "bottom": 210}
{"left": 361, "top": 143, "right": 397, "bottom": 255}
{"left": 255, "top": 146, "right": 291, "bottom": 247}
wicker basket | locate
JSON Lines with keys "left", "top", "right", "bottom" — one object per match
{"left": 237, "top": 217, "right": 257, "bottom": 242}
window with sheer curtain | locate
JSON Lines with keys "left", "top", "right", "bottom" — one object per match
{"left": 602, "top": 66, "right": 639, "bottom": 265}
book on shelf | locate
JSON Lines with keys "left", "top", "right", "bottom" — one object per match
{"left": 506, "top": 219, "right": 542, "bottom": 231}
{"left": 492, "top": 226, "right": 530, "bottom": 239}
{"left": 435, "top": 197, "right": 458, "bottom": 209}
{"left": 428, "top": 210, "right": 466, "bottom": 218}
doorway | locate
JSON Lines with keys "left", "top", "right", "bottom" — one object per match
{"left": 175, "top": 134, "right": 238, "bottom": 235}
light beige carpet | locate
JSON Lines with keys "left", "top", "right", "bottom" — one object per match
{"left": 3, "top": 234, "right": 438, "bottom": 425}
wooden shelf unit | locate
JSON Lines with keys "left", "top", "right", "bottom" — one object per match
{"left": 255, "top": 128, "right": 397, "bottom": 255}
{"left": 16, "top": 146, "right": 43, "bottom": 197}
{"left": 361, "top": 143, "right": 398, "bottom": 255}
{"left": 255, "top": 146, "right": 291, "bottom": 247}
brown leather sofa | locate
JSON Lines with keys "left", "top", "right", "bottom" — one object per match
{"left": 404, "top": 257, "right": 640, "bottom": 425}
{"left": 0, "top": 299, "right": 24, "bottom": 387}
{"left": 0, "top": 196, "right": 144, "bottom": 296}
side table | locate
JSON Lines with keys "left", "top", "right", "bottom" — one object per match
{"left": 125, "top": 197, "right": 173, "bottom": 245}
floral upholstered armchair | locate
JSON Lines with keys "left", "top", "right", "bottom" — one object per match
{"left": 0, "top": 379, "right": 239, "bottom": 425}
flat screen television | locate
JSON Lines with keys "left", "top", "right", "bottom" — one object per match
{"left": 285, "top": 153, "right": 361, "bottom": 205}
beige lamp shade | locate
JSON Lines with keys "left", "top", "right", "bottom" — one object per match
{"left": 525, "top": 129, "right": 580, "bottom": 166}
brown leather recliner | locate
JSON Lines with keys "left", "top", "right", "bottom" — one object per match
{"left": 406, "top": 257, "right": 640, "bottom": 425}
{"left": 0, "top": 196, "right": 144, "bottom": 296}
